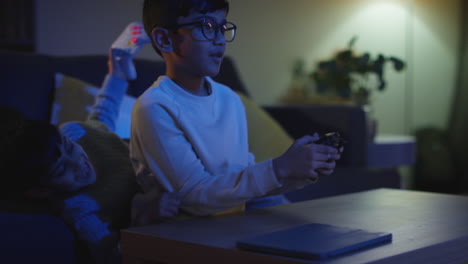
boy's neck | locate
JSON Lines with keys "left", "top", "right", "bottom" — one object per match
{"left": 167, "top": 71, "right": 209, "bottom": 96}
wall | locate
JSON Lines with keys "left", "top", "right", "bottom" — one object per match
{"left": 36, "top": 0, "right": 152, "bottom": 57}
{"left": 36, "top": 0, "right": 461, "bottom": 135}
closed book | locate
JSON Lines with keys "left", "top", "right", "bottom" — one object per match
{"left": 237, "top": 223, "right": 392, "bottom": 260}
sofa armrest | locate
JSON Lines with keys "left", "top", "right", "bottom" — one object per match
{"left": 263, "top": 105, "right": 368, "bottom": 168}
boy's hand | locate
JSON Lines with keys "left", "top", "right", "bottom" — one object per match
{"left": 156, "top": 192, "right": 182, "bottom": 218}
{"left": 108, "top": 22, "right": 151, "bottom": 80}
{"left": 132, "top": 191, "right": 182, "bottom": 226}
{"left": 316, "top": 145, "right": 344, "bottom": 174}
{"left": 272, "top": 133, "right": 341, "bottom": 182}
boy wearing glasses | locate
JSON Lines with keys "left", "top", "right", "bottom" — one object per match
{"left": 131, "top": 0, "right": 342, "bottom": 216}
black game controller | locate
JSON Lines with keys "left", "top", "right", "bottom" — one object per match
{"left": 313, "top": 132, "right": 346, "bottom": 150}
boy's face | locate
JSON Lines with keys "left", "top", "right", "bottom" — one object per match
{"left": 170, "top": 9, "right": 228, "bottom": 78}
{"left": 47, "top": 134, "right": 96, "bottom": 192}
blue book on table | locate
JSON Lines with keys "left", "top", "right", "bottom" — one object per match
{"left": 236, "top": 223, "right": 392, "bottom": 260}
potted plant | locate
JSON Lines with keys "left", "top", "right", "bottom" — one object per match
{"left": 312, "top": 36, "right": 406, "bottom": 106}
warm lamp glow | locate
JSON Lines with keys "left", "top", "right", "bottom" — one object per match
{"left": 359, "top": 1, "right": 408, "bottom": 22}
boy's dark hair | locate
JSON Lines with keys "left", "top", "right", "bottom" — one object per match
{"left": 0, "top": 107, "right": 61, "bottom": 196}
{"left": 143, "top": 0, "right": 230, "bottom": 56}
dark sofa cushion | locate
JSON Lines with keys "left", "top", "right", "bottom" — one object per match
{"left": 52, "top": 55, "right": 250, "bottom": 97}
{"left": 0, "top": 50, "right": 249, "bottom": 123}
{"left": 52, "top": 55, "right": 109, "bottom": 89}
{"left": 51, "top": 55, "right": 163, "bottom": 99}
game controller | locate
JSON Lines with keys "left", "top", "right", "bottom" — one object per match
{"left": 313, "top": 132, "right": 346, "bottom": 150}
{"left": 111, "top": 22, "right": 151, "bottom": 80}
{"left": 111, "top": 21, "right": 151, "bottom": 56}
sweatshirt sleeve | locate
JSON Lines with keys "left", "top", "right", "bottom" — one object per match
{"left": 87, "top": 74, "right": 128, "bottom": 131}
{"left": 131, "top": 101, "right": 286, "bottom": 216}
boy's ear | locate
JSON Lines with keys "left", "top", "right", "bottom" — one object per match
{"left": 152, "top": 27, "right": 173, "bottom": 54}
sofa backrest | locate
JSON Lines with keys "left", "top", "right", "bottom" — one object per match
{"left": 0, "top": 50, "right": 249, "bottom": 121}
{"left": 1, "top": 50, "right": 368, "bottom": 167}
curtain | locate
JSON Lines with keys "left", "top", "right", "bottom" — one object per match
{"left": 447, "top": 0, "right": 468, "bottom": 192}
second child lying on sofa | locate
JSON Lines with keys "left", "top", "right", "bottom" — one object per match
{"left": 0, "top": 22, "right": 180, "bottom": 264}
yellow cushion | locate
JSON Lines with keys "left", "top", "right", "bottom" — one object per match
{"left": 51, "top": 73, "right": 136, "bottom": 138}
{"left": 236, "top": 92, "right": 293, "bottom": 162}
{"left": 211, "top": 203, "right": 246, "bottom": 217}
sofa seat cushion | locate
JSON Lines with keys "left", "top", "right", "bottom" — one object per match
{"left": 0, "top": 212, "right": 76, "bottom": 264}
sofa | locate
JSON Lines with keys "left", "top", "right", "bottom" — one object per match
{"left": 0, "top": 50, "right": 400, "bottom": 263}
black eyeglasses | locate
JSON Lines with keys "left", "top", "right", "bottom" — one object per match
{"left": 171, "top": 18, "right": 237, "bottom": 42}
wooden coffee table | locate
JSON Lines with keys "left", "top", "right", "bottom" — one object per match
{"left": 121, "top": 188, "right": 468, "bottom": 264}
